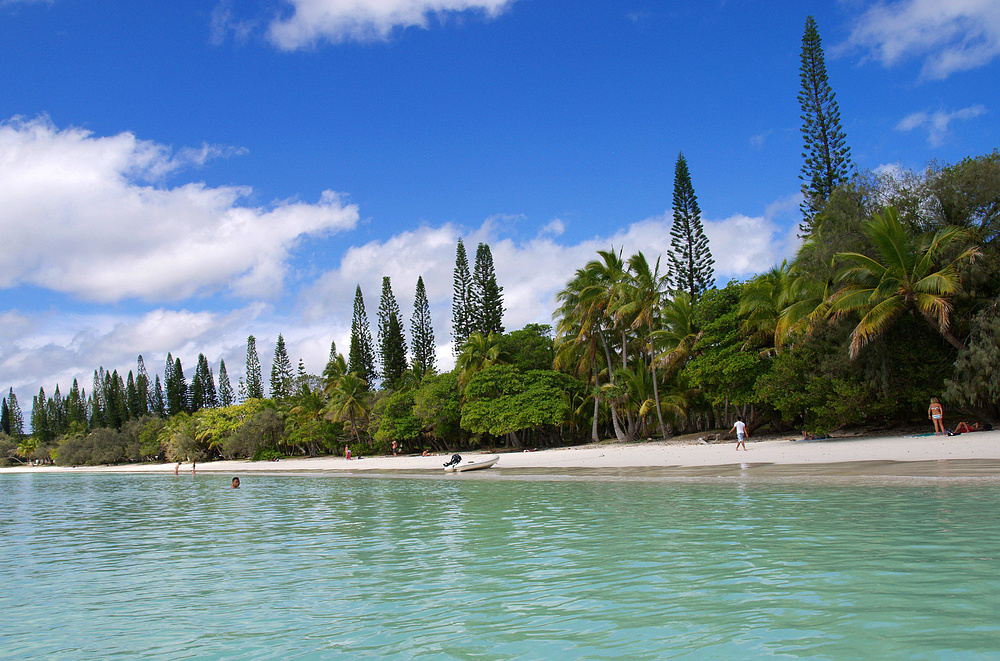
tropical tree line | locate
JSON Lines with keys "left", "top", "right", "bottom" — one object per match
{"left": 3, "top": 18, "right": 998, "bottom": 466}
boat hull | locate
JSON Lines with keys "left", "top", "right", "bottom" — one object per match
{"left": 444, "top": 455, "right": 499, "bottom": 472}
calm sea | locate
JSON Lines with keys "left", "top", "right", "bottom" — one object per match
{"left": 1, "top": 472, "right": 998, "bottom": 659}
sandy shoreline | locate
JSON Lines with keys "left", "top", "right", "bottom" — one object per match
{"left": 3, "top": 430, "right": 999, "bottom": 478}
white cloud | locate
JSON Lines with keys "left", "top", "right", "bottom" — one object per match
{"left": 895, "top": 104, "right": 987, "bottom": 145}
{"left": 842, "top": 0, "right": 1000, "bottom": 79}
{"left": 299, "top": 204, "right": 798, "bottom": 372}
{"left": 267, "top": 0, "right": 515, "bottom": 49}
{"left": 0, "top": 116, "right": 359, "bottom": 302}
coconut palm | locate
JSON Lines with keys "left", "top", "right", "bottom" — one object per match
{"left": 455, "top": 332, "right": 508, "bottom": 386}
{"left": 614, "top": 251, "right": 670, "bottom": 438}
{"left": 323, "top": 373, "right": 371, "bottom": 446}
{"left": 740, "top": 261, "right": 831, "bottom": 354}
{"left": 831, "top": 206, "right": 980, "bottom": 357}
{"left": 653, "top": 290, "right": 700, "bottom": 376}
{"left": 553, "top": 249, "right": 630, "bottom": 441}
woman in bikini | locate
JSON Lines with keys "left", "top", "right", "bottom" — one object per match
{"left": 928, "top": 397, "right": 945, "bottom": 435}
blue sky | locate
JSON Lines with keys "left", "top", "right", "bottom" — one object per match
{"left": 1, "top": 0, "right": 997, "bottom": 402}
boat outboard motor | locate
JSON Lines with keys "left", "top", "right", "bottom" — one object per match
{"left": 443, "top": 454, "right": 462, "bottom": 468}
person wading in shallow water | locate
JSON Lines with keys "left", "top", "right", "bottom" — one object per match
{"left": 231, "top": 477, "right": 240, "bottom": 489}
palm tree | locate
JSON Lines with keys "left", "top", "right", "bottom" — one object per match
{"left": 831, "top": 206, "right": 980, "bottom": 357}
{"left": 653, "top": 290, "right": 701, "bottom": 376}
{"left": 323, "top": 373, "right": 371, "bottom": 446}
{"left": 614, "top": 251, "right": 670, "bottom": 438}
{"left": 553, "top": 250, "right": 630, "bottom": 441}
{"left": 740, "top": 261, "right": 831, "bottom": 354}
{"left": 455, "top": 332, "right": 508, "bottom": 386}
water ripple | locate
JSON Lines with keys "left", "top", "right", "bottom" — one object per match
{"left": 1, "top": 474, "right": 999, "bottom": 659}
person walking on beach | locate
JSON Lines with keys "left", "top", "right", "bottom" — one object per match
{"left": 730, "top": 416, "right": 748, "bottom": 450}
{"left": 392, "top": 440, "right": 398, "bottom": 457}
{"left": 345, "top": 445, "right": 351, "bottom": 460}
{"left": 929, "top": 397, "right": 945, "bottom": 435}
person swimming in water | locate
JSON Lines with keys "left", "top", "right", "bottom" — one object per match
{"left": 231, "top": 477, "right": 240, "bottom": 489}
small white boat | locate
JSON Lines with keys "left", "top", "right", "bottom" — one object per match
{"left": 443, "top": 455, "right": 499, "bottom": 472}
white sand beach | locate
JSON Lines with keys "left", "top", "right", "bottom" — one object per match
{"left": 4, "top": 429, "right": 999, "bottom": 476}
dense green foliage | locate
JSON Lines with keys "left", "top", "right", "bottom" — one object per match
{"left": 8, "top": 22, "right": 1000, "bottom": 473}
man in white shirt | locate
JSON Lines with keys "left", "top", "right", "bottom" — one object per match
{"left": 730, "top": 416, "right": 748, "bottom": 450}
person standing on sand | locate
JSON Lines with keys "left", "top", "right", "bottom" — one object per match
{"left": 730, "top": 416, "right": 748, "bottom": 450}
{"left": 345, "top": 445, "right": 351, "bottom": 460}
{"left": 929, "top": 397, "right": 945, "bottom": 435}
{"left": 392, "top": 440, "right": 397, "bottom": 457}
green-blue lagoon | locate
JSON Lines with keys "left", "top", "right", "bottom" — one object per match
{"left": 2, "top": 472, "right": 999, "bottom": 659}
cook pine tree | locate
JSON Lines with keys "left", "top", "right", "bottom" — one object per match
{"left": 348, "top": 285, "right": 377, "bottom": 389}
{"left": 245, "top": 335, "right": 264, "bottom": 400}
{"left": 377, "top": 276, "right": 408, "bottom": 388}
{"left": 667, "top": 152, "right": 714, "bottom": 299}
{"left": 798, "top": 15, "right": 852, "bottom": 233}
{"left": 218, "top": 359, "right": 235, "bottom": 407}
{"left": 472, "top": 242, "right": 504, "bottom": 335}
{"left": 270, "top": 334, "right": 294, "bottom": 400}
{"left": 452, "top": 238, "right": 474, "bottom": 354}
{"left": 410, "top": 275, "right": 436, "bottom": 375}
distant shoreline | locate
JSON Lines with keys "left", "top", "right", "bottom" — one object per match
{"left": 3, "top": 430, "right": 999, "bottom": 479}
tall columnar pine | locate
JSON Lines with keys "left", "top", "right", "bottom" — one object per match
{"left": 296, "top": 358, "right": 309, "bottom": 395}
{"left": 126, "top": 371, "right": 141, "bottom": 419}
{"left": 1, "top": 397, "right": 9, "bottom": 435}
{"left": 667, "top": 152, "right": 715, "bottom": 299}
{"left": 218, "top": 359, "right": 235, "bottom": 407}
{"left": 201, "top": 354, "right": 218, "bottom": 408}
{"left": 377, "top": 277, "right": 408, "bottom": 387}
{"left": 798, "top": 15, "right": 852, "bottom": 233}
{"left": 411, "top": 275, "right": 436, "bottom": 374}
{"left": 152, "top": 376, "right": 166, "bottom": 416}
{"left": 270, "top": 334, "right": 294, "bottom": 400}
{"left": 136, "top": 355, "right": 150, "bottom": 416}
{"left": 68, "top": 379, "right": 87, "bottom": 428}
{"left": 166, "top": 358, "right": 188, "bottom": 415}
{"left": 452, "top": 238, "right": 474, "bottom": 354}
{"left": 8, "top": 389, "right": 24, "bottom": 438}
{"left": 190, "top": 353, "right": 218, "bottom": 411}
{"left": 383, "top": 311, "right": 408, "bottom": 387}
{"left": 348, "top": 285, "right": 377, "bottom": 389}
{"left": 91, "top": 368, "right": 106, "bottom": 429}
{"left": 245, "top": 335, "right": 264, "bottom": 399}
{"left": 31, "top": 387, "right": 52, "bottom": 443}
{"left": 472, "top": 242, "right": 505, "bottom": 335}
{"left": 190, "top": 362, "right": 205, "bottom": 412}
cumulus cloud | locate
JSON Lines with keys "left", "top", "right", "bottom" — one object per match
{"left": 0, "top": 116, "right": 359, "bottom": 302}
{"left": 895, "top": 104, "right": 987, "bottom": 145}
{"left": 267, "top": 0, "right": 515, "bottom": 49}
{"left": 1, "top": 194, "right": 802, "bottom": 398}
{"left": 0, "top": 304, "right": 270, "bottom": 394}
{"left": 300, "top": 204, "right": 798, "bottom": 371}
{"left": 842, "top": 0, "right": 1000, "bottom": 79}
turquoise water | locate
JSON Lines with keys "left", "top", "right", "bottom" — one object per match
{"left": 2, "top": 473, "right": 999, "bottom": 659}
